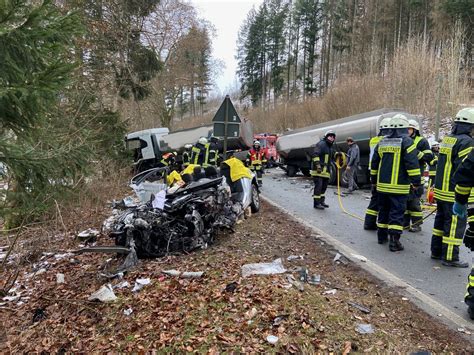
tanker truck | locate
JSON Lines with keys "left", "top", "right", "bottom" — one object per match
{"left": 276, "top": 108, "right": 421, "bottom": 185}
{"left": 126, "top": 119, "right": 254, "bottom": 171}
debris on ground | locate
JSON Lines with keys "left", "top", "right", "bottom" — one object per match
{"left": 88, "top": 284, "right": 117, "bottom": 302}
{"left": 162, "top": 270, "right": 204, "bottom": 278}
{"left": 323, "top": 289, "right": 337, "bottom": 295}
{"left": 348, "top": 301, "right": 371, "bottom": 314}
{"left": 287, "top": 255, "right": 304, "bottom": 261}
{"left": 77, "top": 228, "right": 99, "bottom": 243}
{"left": 307, "top": 274, "right": 321, "bottom": 285}
{"left": 223, "top": 282, "right": 238, "bottom": 293}
{"left": 241, "top": 258, "right": 286, "bottom": 277}
{"left": 356, "top": 324, "right": 375, "bottom": 334}
{"left": 351, "top": 254, "right": 368, "bottom": 262}
{"left": 287, "top": 274, "right": 305, "bottom": 291}
{"left": 266, "top": 335, "right": 279, "bottom": 345}
{"left": 56, "top": 273, "right": 65, "bottom": 284}
{"left": 272, "top": 314, "right": 289, "bottom": 326}
{"left": 123, "top": 307, "right": 133, "bottom": 316}
{"left": 132, "top": 278, "right": 151, "bottom": 293}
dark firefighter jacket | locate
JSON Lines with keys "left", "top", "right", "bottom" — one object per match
{"left": 246, "top": 148, "right": 267, "bottom": 168}
{"left": 434, "top": 122, "right": 473, "bottom": 203}
{"left": 191, "top": 142, "right": 211, "bottom": 167}
{"left": 428, "top": 151, "right": 438, "bottom": 179}
{"left": 311, "top": 139, "right": 334, "bottom": 178}
{"left": 454, "top": 148, "right": 474, "bottom": 205}
{"left": 370, "top": 129, "right": 421, "bottom": 195}
{"left": 412, "top": 135, "right": 434, "bottom": 175}
{"left": 182, "top": 151, "right": 191, "bottom": 167}
{"left": 208, "top": 142, "right": 219, "bottom": 166}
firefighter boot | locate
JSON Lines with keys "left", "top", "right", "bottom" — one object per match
{"left": 320, "top": 197, "right": 329, "bottom": 208}
{"left": 377, "top": 230, "right": 388, "bottom": 244}
{"left": 442, "top": 259, "right": 469, "bottom": 268}
{"left": 389, "top": 234, "right": 404, "bottom": 252}
{"left": 313, "top": 200, "right": 324, "bottom": 210}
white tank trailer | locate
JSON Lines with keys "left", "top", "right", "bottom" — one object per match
{"left": 276, "top": 108, "right": 421, "bottom": 185}
{"left": 126, "top": 120, "right": 254, "bottom": 170}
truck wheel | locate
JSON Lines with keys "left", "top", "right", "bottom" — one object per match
{"left": 300, "top": 168, "right": 311, "bottom": 177}
{"left": 250, "top": 184, "right": 260, "bottom": 213}
{"left": 286, "top": 165, "right": 297, "bottom": 177}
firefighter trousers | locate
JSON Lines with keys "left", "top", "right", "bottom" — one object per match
{"left": 464, "top": 208, "right": 474, "bottom": 310}
{"left": 313, "top": 176, "right": 329, "bottom": 206}
{"left": 430, "top": 200, "right": 466, "bottom": 262}
{"left": 250, "top": 165, "right": 263, "bottom": 185}
{"left": 404, "top": 189, "right": 423, "bottom": 228}
{"left": 376, "top": 193, "right": 408, "bottom": 241}
{"left": 364, "top": 187, "right": 378, "bottom": 229}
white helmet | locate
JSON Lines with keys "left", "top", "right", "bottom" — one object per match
{"left": 408, "top": 119, "right": 420, "bottom": 131}
{"left": 389, "top": 114, "right": 410, "bottom": 129}
{"left": 430, "top": 140, "right": 440, "bottom": 148}
{"left": 454, "top": 107, "right": 474, "bottom": 125}
{"left": 198, "top": 137, "right": 208, "bottom": 145}
{"left": 253, "top": 140, "right": 261, "bottom": 146}
{"left": 184, "top": 144, "right": 193, "bottom": 150}
{"left": 379, "top": 117, "right": 391, "bottom": 130}
{"left": 324, "top": 129, "right": 336, "bottom": 138}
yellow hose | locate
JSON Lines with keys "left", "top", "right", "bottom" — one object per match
{"left": 335, "top": 153, "right": 365, "bottom": 221}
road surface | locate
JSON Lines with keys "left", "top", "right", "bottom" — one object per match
{"left": 261, "top": 168, "right": 472, "bottom": 326}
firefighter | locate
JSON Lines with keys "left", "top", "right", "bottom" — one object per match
{"left": 403, "top": 119, "right": 433, "bottom": 232}
{"left": 246, "top": 140, "right": 266, "bottom": 186}
{"left": 208, "top": 136, "right": 219, "bottom": 167}
{"left": 182, "top": 144, "right": 193, "bottom": 168}
{"left": 370, "top": 114, "right": 421, "bottom": 251}
{"left": 428, "top": 140, "right": 439, "bottom": 188}
{"left": 364, "top": 117, "right": 392, "bottom": 230}
{"left": 311, "top": 130, "right": 336, "bottom": 210}
{"left": 191, "top": 137, "right": 211, "bottom": 167}
{"left": 158, "top": 152, "right": 177, "bottom": 169}
{"left": 431, "top": 108, "right": 474, "bottom": 268}
{"left": 452, "top": 147, "right": 474, "bottom": 319}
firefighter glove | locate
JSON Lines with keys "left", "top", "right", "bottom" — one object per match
{"left": 463, "top": 228, "right": 474, "bottom": 250}
{"left": 452, "top": 201, "right": 467, "bottom": 219}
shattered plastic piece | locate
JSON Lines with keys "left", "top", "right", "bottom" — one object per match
{"left": 308, "top": 274, "right": 321, "bottom": 285}
{"left": 323, "top": 289, "right": 337, "bottom": 295}
{"left": 152, "top": 190, "right": 166, "bottom": 210}
{"left": 351, "top": 254, "right": 367, "bottom": 262}
{"left": 114, "top": 281, "right": 130, "bottom": 289}
{"left": 2, "top": 295, "right": 20, "bottom": 302}
{"left": 287, "top": 275, "right": 304, "bottom": 292}
{"left": 241, "top": 258, "right": 286, "bottom": 277}
{"left": 457, "top": 328, "right": 472, "bottom": 335}
{"left": 402, "top": 297, "right": 409, "bottom": 301}
{"left": 287, "top": 255, "right": 304, "bottom": 261}
{"left": 162, "top": 270, "right": 204, "bottom": 278}
{"left": 88, "top": 284, "right": 117, "bottom": 302}
{"left": 266, "top": 335, "right": 279, "bottom": 345}
{"left": 348, "top": 301, "right": 371, "bottom": 314}
{"left": 273, "top": 314, "right": 289, "bottom": 326}
{"left": 132, "top": 278, "right": 151, "bottom": 293}
{"left": 356, "top": 324, "right": 374, "bottom": 334}
{"left": 77, "top": 228, "right": 99, "bottom": 242}
{"left": 298, "top": 267, "right": 309, "bottom": 282}
{"left": 123, "top": 307, "right": 133, "bottom": 316}
{"left": 56, "top": 273, "right": 65, "bottom": 284}
{"left": 333, "top": 253, "right": 342, "bottom": 262}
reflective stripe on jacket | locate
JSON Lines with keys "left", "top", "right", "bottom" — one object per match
{"left": 311, "top": 139, "right": 334, "bottom": 178}
{"left": 454, "top": 149, "right": 474, "bottom": 205}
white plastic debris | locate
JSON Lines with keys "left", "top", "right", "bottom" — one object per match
{"left": 132, "top": 278, "right": 151, "bottom": 293}
{"left": 241, "top": 258, "right": 287, "bottom": 277}
{"left": 123, "top": 307, "right": 133, "bottom": 316}
{"left": 323, "top": 289, "right": 337, "bottom": 295}
{"left": 287, "top": 255, "right": 304, "bottom": 261}
{"left": 245, "top": 307, "right": 258, "bottom": 319}
{"left": 77, "top": 228, "right": 99, "bottom": 239}
{"left": 351, "top": 254, "right": 367, "bottom": 262}
{"left": 88, "top": 284, "right": 117, "bottom": 302}
{"left": 266, "top": 335, "right": 279, "bottom": 345}
{"left": 162, "top": 270, "right": 204, "bottom": 278}
{"left": 54, "top": 253, "right": 73, "bottom": 260}
{"left": 56, "top": 273, "right": 65, "bottom": 284}
{"left": 2, "top": 295, "right": 20, "bottom": 302}
{"left": 333, "top": 253, "right": 342, "bottom": 262}
{"left": 114, "top": 281, "right": 130, "bottom": 289}
{"left": 356, "top": 324, "right": 374, "bottom": 334}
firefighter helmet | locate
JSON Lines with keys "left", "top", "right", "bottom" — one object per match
{"left": 184, "top": 144, "right": 192, "bottom": 150}
{"left": 408, "top": 119, "right": 420, "bottom": 131}
{"left": 324, "top": 130, "right": 336, "bottom": 138}
{"left": 253, "top": 140, "right": 261, "bottom": 146}
{"left": 430, "top": 140, "right": 440, "bottom": 148}
{"left": 198, "top": 137, "right": 208, "bottom": 145}
{"left": 454, "top": 107, "right": 474, "bottom": 125}
{"left": 389, "top": 114, "right": 410, "bottom": 129}
{"left": 379, "top": 117, "right": 391, "bottom": 129}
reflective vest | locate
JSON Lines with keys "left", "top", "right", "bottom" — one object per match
{"left": 369, "top": 136, "right": 383, "bottom": 170}
{"left": 434, "top": 134, "right": 473, "bottom": 202}
{"left": 454, "top": 149, "right": 474, "bottom": 205}
{"left": 191, "top": 143, "right": 211, "bottom": 167}
{"left": 182, "top": 151, "right": 191, "bottom": 167}
{"left": 413, "top": 135, "right": 434, "bottom": 175}
{"left": 247, "top": 148, "right": 266, "bottom": 169}
{"left": 311, "top": 139, "right": 333, "bottom": 178}
{"left": 370, "top": 136, "right": 420, "bottom": 195}
{"left": 428, "top": 152, "right": 438, "bottom": 177}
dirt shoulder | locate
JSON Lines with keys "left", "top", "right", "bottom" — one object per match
{"left": 1, "top": 201, "right": 472, "bottom": 353}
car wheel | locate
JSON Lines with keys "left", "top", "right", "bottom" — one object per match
{"left": 250, "top": 184, "right": 260, "bottom": 213}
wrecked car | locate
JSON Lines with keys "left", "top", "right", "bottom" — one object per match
{"left": 104, "top": 158, "right": 260, "bottom": 262}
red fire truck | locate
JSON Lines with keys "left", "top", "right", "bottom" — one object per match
{"left": 254, "top": 133, "right": 279, "bottom": 167}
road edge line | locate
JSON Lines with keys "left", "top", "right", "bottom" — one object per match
{"left": 261, "top": 194, "right": 473, "bottom": 333}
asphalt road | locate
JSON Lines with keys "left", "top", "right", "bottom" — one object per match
{"left": 261, "top": 168, "right": 472, "bottom": 323}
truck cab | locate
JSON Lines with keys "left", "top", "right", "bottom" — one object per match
{"left": 125, "top": 128, "right": 170, "bottom": 171}
{"left": 254, "top": 133, "right": 279, "bottom": 167}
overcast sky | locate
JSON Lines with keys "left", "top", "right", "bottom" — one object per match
{"left": 190, "top": 0, "right": 263, "bottom": 96}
